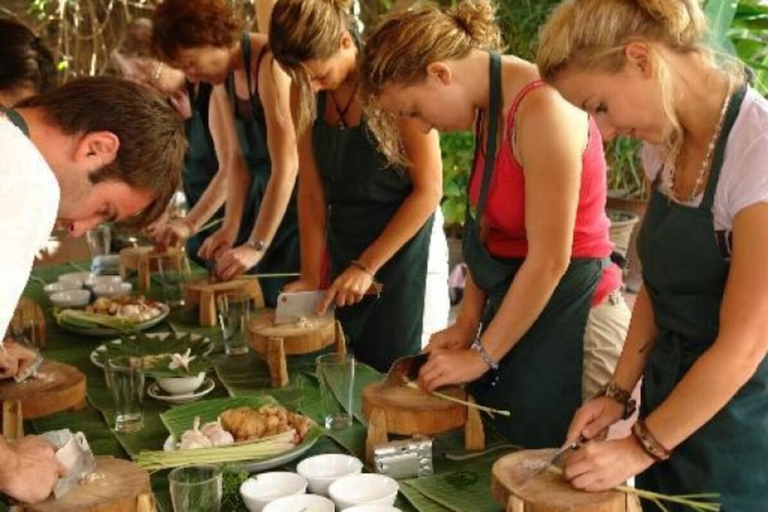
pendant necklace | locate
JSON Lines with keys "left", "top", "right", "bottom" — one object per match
{"left": 329, "top": 84, "right": 358, "bottom": 131}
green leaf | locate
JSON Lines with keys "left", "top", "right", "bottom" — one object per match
{"left": 706, "top": 0, "right": 738, "bottom": 53}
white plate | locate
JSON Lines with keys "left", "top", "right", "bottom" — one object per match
{"left": 89, "top": 331, "right": 211, "bottom": 369}
{"left": 148, "top": 377, "right": 215, "bottom": 404}
{"left": 58, "top": 303, "right": 171, "bottom": 337}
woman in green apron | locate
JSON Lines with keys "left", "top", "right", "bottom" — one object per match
{"left": 359, "top": 0, "right": 628, "bottom": 448}
{"left": 112, "top": 21, "right": 232, "bottom": 267}
{"left": 152, "top": 0, "right": 300, "bottom": 306}
{"left": 268, "top": 0, "right": 443, "bottom": 372}
{"left": 539, "top": 0, "right": 768, "bottom": 508}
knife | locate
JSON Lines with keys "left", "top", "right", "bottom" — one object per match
{"left": 274, "top": 291, "right": 335, "bottom": 325}
{"left": 527, "top": 434, "right": 588, "bottom": 481}
{"left": 382, "top": 353, "right": 429, "bottom": 388}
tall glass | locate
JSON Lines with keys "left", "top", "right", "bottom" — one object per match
{"left": 105, "top": 356, "right": 145, "bottom": 433}
{"left": 86, "top": 225, "right": 111, "bottom": 259}
{"left": 316, "top": 353, "right": 355, "bottom": 430}
{"left": 169, "top": 465, "right": 222, "bottom": 512}
{"left": 158, "top": 253, "right": 191, "bottom": 308}
{"left": 216, "top": 293, "right": 253, "bottom": 355}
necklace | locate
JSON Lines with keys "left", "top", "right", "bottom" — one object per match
{"left": 329, "top": 83, "right": 358, "bottom": 130}
{"left": 669, "top": 81, "right": 732, "bottom": 203}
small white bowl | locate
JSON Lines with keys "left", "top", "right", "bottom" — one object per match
{"left": 44, "top": 281, "right": 82, "bottom": 296}
{"left": 296, "top": 454, "right": 364, "bottom": 496}
{"left": 328, "top": 474, "right": 398, "bottom": 511}
{"left": 57, "top": 271, "right": 93, "bottom": 287}
{"left": 50, "top": 289, "right": 91, "bottom": 308}
{"left": 84, "top": 275, "right": 123, "bottom": 288}
{"left": 262, "top": 494, "right": 335, "bottom": 512}
{"left": 345, "top": 506, "right": 402, "bottom": 512}
{"left": 91, "top": 282, "right": 132, "bottom": 298}
{"left": 156, "top": 372, "right": 206, "bottom": 395}
{"left": 240, "top": 472, "right": 308, "bottom": 512}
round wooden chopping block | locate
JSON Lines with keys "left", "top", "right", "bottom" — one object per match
{"left": 248, "top": 310, "right": 335, "bottom": 355}
{"left": 491, "top": 449, "right": 640, "bottom": 512}
{"left": 119, "top": 246, "right": 183, "bottom": 272}
{"left": 25, "top": 457, "right": 152, "bottom": 512}
{"left": 0, "top": 361, "right": 85, "bottom": 420}
{"left": 362, "top": 382, "right": 468, "bottom": 436}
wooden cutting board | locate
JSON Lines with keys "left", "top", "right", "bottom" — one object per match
{"left": 492, "top": 449, "right": 642, "bottom": 512}
{"left": 0, "top": 361, "right": 86, "bottom": 419}
{"left": 185, "top": 278, "right": 265, "bottom": 327}
{"left": 362, "top": 382, "right": 468, "bottom": 435}
{"left": 23, "top": 456, "right": 154, "bottom": 512}
{"left": 248, "top": 310, "right": 336, "bottom": 355}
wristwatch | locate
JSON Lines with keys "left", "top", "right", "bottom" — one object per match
{"left": 245, "top": 238, "right": 267, "bottom": 252}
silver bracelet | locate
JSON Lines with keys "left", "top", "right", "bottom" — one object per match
{"left": 470, "top": 337, "right": 499, "bottom": 372}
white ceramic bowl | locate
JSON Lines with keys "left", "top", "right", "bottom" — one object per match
{"left": 91, "top": 282, "right": 132, "bottom": 298}
{"left": 84, "top": 275, "right": 123, "bottom": 288}
{"left": 328, "top": 474, "right": 398, "bottom": 511}
{"left": 49, "top": 289, "right": 91, "bottom": 308}
{"left": 57, "top": 271, "right": 93, "bottom": 287}
{"left": 44, "top": 281, "right": 82, "bottom": 296}
{"left": 156, "top": 372, "right": 206, "bottom": 395}
{"left": 296, "top": 454, "right": 364, "bottom": 496}
{"left": 240, "top": 472, "right": 308, "bottom": 512}
{"left": 344, "top": 506, "right": 401, "bottom": 512}
{"left": 262, "top": 494, "right": 335, "bottom": 512}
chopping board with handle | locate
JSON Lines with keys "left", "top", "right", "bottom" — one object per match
{"left": 22, "top": 456, "right": 154, "bottom": 512}
{"left": 492, "top": 449, "right": 642, "bottom": 512}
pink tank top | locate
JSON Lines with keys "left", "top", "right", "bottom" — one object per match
{"left": 468, "top": 80, "right": 622, "bottom": 305}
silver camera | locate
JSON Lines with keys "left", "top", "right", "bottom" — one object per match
{"left": 373, "top": 436, "right": 434, "bottom": 479}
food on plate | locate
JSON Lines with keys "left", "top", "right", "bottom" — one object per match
{"left": 87, "top": 296, "right": 164, "bottom": 323}
{"left": 220, "top": 404, "right": 314, "bottom": 444}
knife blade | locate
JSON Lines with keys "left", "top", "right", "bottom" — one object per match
{"left": 382, "top": 353, "right": 429, "bottom": 388}
{"left": 528, "top": 434, "right": 588, "bottom": 481}
{"left": 274, "top": 291, "right": 334, "bottom": 325}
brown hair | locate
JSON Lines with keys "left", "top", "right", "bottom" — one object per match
{"left": 269, "top": 0, "right": 355, "bottom": 133}
{"left": 118, "top": 18, "right": 154, "bottom": 58}
{"left": 537, "top": 0, "right": 743, "bottom": 163}
{"left": 151, "top": 0, "right": 242, "bottom": 63}
{"left": 18, "top": 77, "right": 186, "bottom": 228}
{"left": 0, "top": 18, "right": 57, "bottom": 96}
{"left": 359, "top": 0, "right": 504, "bottom": 163}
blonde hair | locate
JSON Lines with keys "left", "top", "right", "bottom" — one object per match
{"left": 537, "top": 0, "right": 743, "bottom": 164}
{"left": 360, "top": 0, "right": 504, "bottom": 163}
{"left": 269, "top": 0, "right": 354, "bottom": 133}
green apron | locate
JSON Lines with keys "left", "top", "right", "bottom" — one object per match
{"left": 636, "top": 86, "right": 768, "bottom": 511}
{"left": 227, "top": 32, "right": 299, "bottom": 307}
{"left": 2, "top": 108, "right": 29, "bottom": 136}
{"left": 312, "top": 92, "right": 433, "bottom": 372}
{"left": 463, "top": 53, "right": 606, "bottom": 448}
{"left": 181, "top": 81, "right": 226, "bottom": 267}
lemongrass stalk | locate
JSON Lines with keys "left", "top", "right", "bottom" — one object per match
{"left": 404, "top": 381, "right": 511, "bottom": 417}
{"left": 197, "top": 218, "right": 224, "bottom": 232}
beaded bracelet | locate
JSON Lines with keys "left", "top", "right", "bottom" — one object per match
{"left": 632, "top": 419, "right": 672, "bottom": 462}
{"left": 597, "top": 381, "right": 637, "bottom": 420}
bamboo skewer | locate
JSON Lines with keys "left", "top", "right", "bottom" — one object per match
{"left": 404, "top": 380, "right": 511, "bottom": 417}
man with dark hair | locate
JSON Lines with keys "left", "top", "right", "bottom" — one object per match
{"left": 0, "top": 76, "right": 186, "bottom": 504}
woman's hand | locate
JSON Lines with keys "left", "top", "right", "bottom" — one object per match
{"left": 216, "top": 245, "right": 263, "bottom": 281}
{"left": 318, "top": 267, "right": 373, "bottom": 314}
{"left": 425, "top": 321, "right": 477, "bottom": 353}
{"left": 566, "top": 396, "right": 625, "bottom": 444}
{"left": 564, "top": 437, "right": 654, "bottom": 492}
{"left": 155, "top": 219, "right": 194, "bottom": 251}
{"left": 418, "top": 348, "right": 489, "bottom": 392}
{"left": 283, "top": 278, "right": 320, "bottom": 294}
{"left": 198, "top": 226, "right": 237, "bottom": 261}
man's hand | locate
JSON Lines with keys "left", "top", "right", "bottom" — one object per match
{"left": 0, "top": 340, "right": 38, "bottom": 380}
{"left": 0, "top": 436, "right": 66, "bottom": 504}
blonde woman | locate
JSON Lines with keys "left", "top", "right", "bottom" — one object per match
{"left": 152, "top": 0, "right": 299, "bottom": 305}
{"left": 538, "top": 0, "right": 768, "bottom": 506}
{"left": 268, "top": 0, "right": 445, "bottom": 372}
{"left": 359, "top": 0, "right": 629, "bottom": 449}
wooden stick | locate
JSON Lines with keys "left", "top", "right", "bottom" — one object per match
{"left": 404, "top": 381, "right": 511, "bottom": 417}
{"left": 197, "top": 217, "right": 224, "bottom": 232}
{"left": 233, "top": 273, "right": 301, "bottom": 280}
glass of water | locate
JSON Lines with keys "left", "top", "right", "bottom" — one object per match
{"left": 216, "top": 292, "right": 253, "bottom": 356}
{"left": 86, "top": 224, "right": 111, "bottom": 259}
{"left": 169, "top": 465, "right": 222, "bottom": 512}
{"left": 316, "top": 353, "right": 355, "bottom": 430}
{"left": 105, "top": 356, "right": 145, "bottom": 433}
{"left": 157, "top": 252, "right": 191, "bottom": 308}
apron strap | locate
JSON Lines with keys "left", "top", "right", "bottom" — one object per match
{"left": 241, "top": 32, "right": 260, "bottom": 115}
{"left": 0, "top": 107, "right": 30, "bottom": 137}
{"left": 701, "top": 84, "right": 748, "bottom": 210}
{"left": 475, "top": 52, "right": 502, "bottom": 217}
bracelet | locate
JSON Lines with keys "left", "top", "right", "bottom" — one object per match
{"left": 470, "top": 323, "right": 499, "bottom": 373}
{"left": 598, "top": 381, "right": 637, "bottom": 420}
{"left": 350, "top": 260, "right": 384, "bottom": 298}
{"left": 632, "top": 419, "right": 671, "bottom": 462}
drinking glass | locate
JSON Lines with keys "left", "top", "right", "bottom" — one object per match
{"left": 316, "top": 353, "right": 355, "bottom": 430}
{"left": 216, "top": 293, "right": 253, "bottom": 355}
{"left": 86, "top": 225, "right": 111, "bottom": 259}
{"left": 105, "top": 356, "right": 145, "bottom": 433}
{"left": 169, "top": 465, "right": 222, "bottom": 512}
{"left": 157, "top": 253, "right": 192, "bottom": 308}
